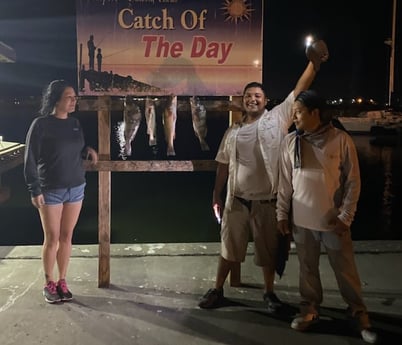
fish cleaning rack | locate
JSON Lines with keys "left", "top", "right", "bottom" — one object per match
{"left": 78, "top": 95, "right": 243, "bottom": 287}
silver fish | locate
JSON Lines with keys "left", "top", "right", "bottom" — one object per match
{"left": 145, "top": 97, "right": 157, "bottom": 146}
{"left": 190, "top": 96, "right": 209, "bottom": 151}
{"left": 162, "top": 95, "right": 177, "bottom": 156}
{"left": 123, "top": 97, "right": 142, "bottom": 156}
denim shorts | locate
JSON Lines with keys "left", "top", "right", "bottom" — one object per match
{"left": 43, "top": 183, "right": 86, "bottom": 205}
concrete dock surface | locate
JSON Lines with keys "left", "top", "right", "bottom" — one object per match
{"left": 1, "top": 241, "right": 402, "bottom": 345}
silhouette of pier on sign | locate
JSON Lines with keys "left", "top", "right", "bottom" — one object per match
{"left": 79, "top": 66, "right": 162, "bottom": 93}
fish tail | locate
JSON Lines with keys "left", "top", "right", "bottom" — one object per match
{"left": 149, "top": 137, "right": 157, "bottom": 146}
{"left": 167, "top": 145, "right": 176, "bottom": 156}
{"left": 125, "top": 142, "right": 132, "bottom": 156}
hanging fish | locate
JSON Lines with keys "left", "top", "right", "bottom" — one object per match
{"left": 123, "top": 96, "right": 142, "bottom": 156}
{"left": 145, "top": 97, "right": 157, "bottom": 146}
{"left": 162, "top": 95, "right": 177, "bottom": 156}
{"left": 190, "top": 96, "right": 210, "bottom": 151}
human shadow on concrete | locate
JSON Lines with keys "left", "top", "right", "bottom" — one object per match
{"left": 70, "top": 295, "right": 275, "bottom": 345}
{"left": 69, "top": 285, "right": 402, "bottom": 345}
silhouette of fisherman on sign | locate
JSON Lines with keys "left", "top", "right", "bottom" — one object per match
{"left": 97, "top": 48, "right": 102, "bottom": 72}
{"left": 87, "top": 34, "right": 96, "bottom": 70}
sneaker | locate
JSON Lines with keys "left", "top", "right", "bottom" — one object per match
{"left": 43, "top": 281, "right": 61, "bottom": 304}
{"left": 198, "top": 288, "right": 224, "bottom": 309}
{"left": 346, "top": 308, "right": 377, "bottom": 343}
{"left": 56, "top": 279, "right": 73, "bottom": 301}
{"left": 360, "top": 328, "right": 378, "bottom": 344}
{"left": 291, "top": 314, "right": 319, "bottom": 331}
{"left": 263, "top": 292, "right": 282, "bottom": 313}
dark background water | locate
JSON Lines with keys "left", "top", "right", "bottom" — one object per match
{"left": 0, "top": 103, "right": 401, "bottom": 245}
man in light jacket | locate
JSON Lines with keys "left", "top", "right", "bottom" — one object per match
{"left": 277, "top": 90, "right": 377, "bottom": 344}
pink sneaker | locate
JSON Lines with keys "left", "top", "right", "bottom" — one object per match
{"left": 43, "top": 281, "right": 61, "bottom": 304}
{"left": 56, "top": 279, "right": 73, "bottom": 301}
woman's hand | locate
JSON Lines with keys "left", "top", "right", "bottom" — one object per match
{"left": 86, "top": 147, "right": 98, "bottom": 165}
{"left": 31, "top": 194, "right": 45, "bottom": 209}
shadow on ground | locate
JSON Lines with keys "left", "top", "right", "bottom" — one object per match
{"left": 65, "top": 284, "right": 402, "bottom": 345}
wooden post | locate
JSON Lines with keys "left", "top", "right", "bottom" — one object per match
{"left": 97, "top": 96, "right": 111, "bottom": 287}
{"left": 229, "top": 96, "right": 243, "bottom": 125}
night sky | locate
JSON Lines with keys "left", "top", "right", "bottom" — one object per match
{"left": 0, "top": 0, "right": 399, "bottom": 104}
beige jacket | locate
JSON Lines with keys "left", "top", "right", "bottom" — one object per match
{"left": 277, "top": 125, "right": 361, "bottom": 229}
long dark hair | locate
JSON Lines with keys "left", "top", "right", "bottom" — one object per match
{"left": 39, "top": 79, "right": 73, "bottom": 116}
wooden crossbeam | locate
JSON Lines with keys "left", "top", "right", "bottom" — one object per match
{"left": 78, "top": 97, "right": 243, "bottom": 112}
{"left": 84, "top": 160, "right": 217, "bottom": 172}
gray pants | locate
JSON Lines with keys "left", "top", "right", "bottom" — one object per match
{"left": 293, "top": 225, "right": 370, "bottom": 329}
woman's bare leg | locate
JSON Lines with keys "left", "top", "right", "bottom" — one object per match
{"left": 57, "top": 201, "right": 83, "bottom": 280}
{"left": 38, "top": 204, "right": 63, "bottom": 283}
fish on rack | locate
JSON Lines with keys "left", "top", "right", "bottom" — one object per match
{"left": 189, "top": 96, "right": 210, "bottom": 151}
{"left": 145, "top": 97, "right": 157, "bottom": 147}
{"left": 162, "top": 95, "right": 177, "bottom": 156}
{"left": 123, "top": 96, "right": 142, "bottom": 157}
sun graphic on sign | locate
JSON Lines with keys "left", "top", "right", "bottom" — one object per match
{"left": 222, "top": 0, "right": 254, "bottom": 24}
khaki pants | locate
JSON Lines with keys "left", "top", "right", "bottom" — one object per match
{"left": 221, "top": 197, "right": 278, "bottom": 267}
{"left": 293, "top": 225, "right": 371, "bottom": 329}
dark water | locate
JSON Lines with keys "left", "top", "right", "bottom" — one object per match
{"left": 1, "top": 104, "right": 401, "bottom": 244}
{"left": 352, "top": 135, "right": 402, "bottom": 240}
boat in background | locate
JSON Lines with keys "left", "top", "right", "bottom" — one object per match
{"left": 337, "top": 111, "right": 383, "bottom": 133}
{"left": 337, "top": 110, "right": 402, "bottom": 134}
{"left": 369, "top": 111, "right": 402, "bottom": 146}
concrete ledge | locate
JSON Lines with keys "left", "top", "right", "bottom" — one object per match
{"left": 1, "top": 240, "right": 402, "bottom": 260}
